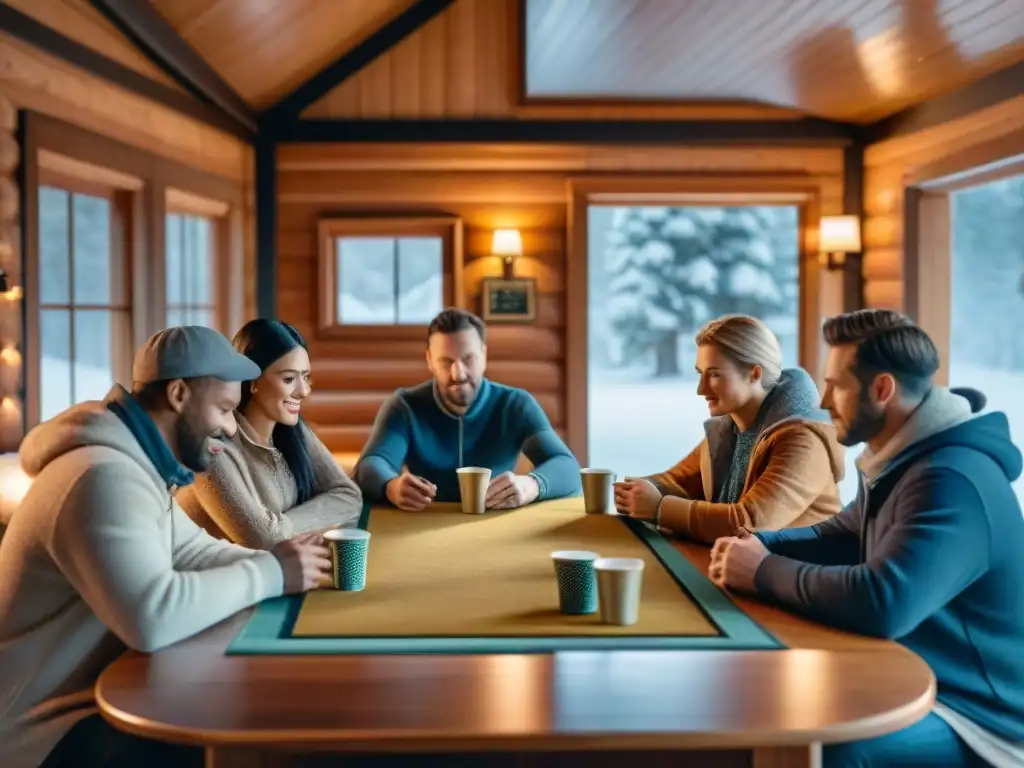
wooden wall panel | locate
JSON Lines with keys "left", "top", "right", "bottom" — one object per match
{"left": 0, "top": 33, "right": 249, "bottom": 182}
{"left": 278, "top": 143, "right": 844, "bottom": 457}
{"left": 5, "top": 0, "right": 185, "bottom": 92}
{"left": 302, "top": 0, "right": 800, "bottom": 121}
{"left": 862, "top": 95, "right": 1024, "bottom": 312}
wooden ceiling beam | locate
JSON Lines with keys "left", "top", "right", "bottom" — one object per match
{"left": 0, "top": 1, "right": 250, "bottom": 139}
{"left": 861, "top": 60, "right": 1024, "bottom": 144}
{"left": 266, "top": 117, "right": 858, "bottom": 145}
{"left": 87, "top": 0, "right": 256, "bottom": 136}
{"left": 261, "top": 0, "right": 457, "bottom": 126}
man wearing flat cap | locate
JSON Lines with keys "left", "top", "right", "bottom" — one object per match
{"left": 0, "top": 326, "right": 332, "bottom": 768}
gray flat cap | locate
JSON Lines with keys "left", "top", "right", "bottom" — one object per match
{"left": 132, "top": 325, "right": 262, "bottom": 385}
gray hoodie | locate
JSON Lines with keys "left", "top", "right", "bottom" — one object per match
{"left": 0, "top": 387, "right": 283, "bottom": 768}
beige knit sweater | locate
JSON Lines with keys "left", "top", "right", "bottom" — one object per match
{"left": 0, "top": 394, "right": 283, "bottom": 768}
{"left": 177, "top": 414, "right": 363, "bottom": 549}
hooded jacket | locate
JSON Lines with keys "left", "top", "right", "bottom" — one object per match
{"left": 648, "top": 367, "right": 844, "bottom": 543}
{"left": 755, "top": 386, "right": 1024, "bottom": 761}
{"left": 0, "top": 386, "right": 283, "bottom": 768}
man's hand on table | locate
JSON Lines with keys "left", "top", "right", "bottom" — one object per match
{"left": 613, "top": 477, "right": 662, "bottom": 520}
{"left": 271, "top": 533, "right": 332, "bottom": 594}
{"left": 485, "top": 471, "right": 539, "bottom": 509}
{"left": 386, "top": 471, "right": 437, "bottom": 511}
{"left": 708, "top": 528, "right": 770, "bottom": 594}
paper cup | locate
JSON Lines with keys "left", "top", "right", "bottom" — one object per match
{"left": 457, "top": 466, "right": 491, "bottom": 514}
{"left": 551, "top": 550, "right": 600, "bottom": 615}
{"left": 595, "top": 557, "right": 644, "bottom": 626}
{"left": 323, "top": 529, "right": 371, "bottom": 591}
{"left": 581, "top": 468, "right": 615, "bottom": 514}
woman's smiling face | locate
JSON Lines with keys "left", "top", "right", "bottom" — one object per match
{"left": 250, "top": 346, "right": 312, "bottom": 426}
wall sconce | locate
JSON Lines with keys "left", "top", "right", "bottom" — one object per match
{"left": 0, "top": 268, "right": 21, "bottom": 301}
{"left": 819, "top": 215, "right": 861, "bottom": 271}
{"left": 492, "top": 228, "right": 523, "bottom": 279}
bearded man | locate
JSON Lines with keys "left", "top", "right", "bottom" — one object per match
{"left": 710, "top": 309, "right": 1024, "bottom": 768}
{"left": 354, "top": 308, "right": 581, "bottom": 511}
{"left": 0, "top": 326, "right": 330, "bottom": 768}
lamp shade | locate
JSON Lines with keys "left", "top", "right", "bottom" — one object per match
{"left": 491, "top": 229, "right": 523, "bottom": 257}
{"left": 819, "top": 215, "right": 861, "bottom": 253}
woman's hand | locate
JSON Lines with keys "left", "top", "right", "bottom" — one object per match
{"left": 613, "top": 477, "right": 662, "bottom": 520}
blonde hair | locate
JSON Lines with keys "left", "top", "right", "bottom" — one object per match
{"left": 695, "top": 314, "right": 783, "bottom": 389}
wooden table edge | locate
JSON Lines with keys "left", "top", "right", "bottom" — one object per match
{"left": 95, "top": 657, "right": 936, "bottom": 752}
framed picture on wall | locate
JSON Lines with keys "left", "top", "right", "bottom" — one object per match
{"left": 480, "top": 277, "right": 537, "bottom": 323}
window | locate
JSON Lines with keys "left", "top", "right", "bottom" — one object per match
{"left": 165, "top": 212, "right": 215, "bottom": 328}
{"left": 587, "top": 204, "right": 802, "bottom": 478}
{"left": 24, "top": 114, "right": 246, "bottom": 435}
{"left": 336, "top": 237, "right": 443, "bottom": 325}
{"left": 948, "top": 173, "right": 1024, "bottom": 505}
{"left": 316, "top": 217, "right": 463, "bottom": 338}
{"left": 38, "top": 185, "right": 131, "bottom": 422}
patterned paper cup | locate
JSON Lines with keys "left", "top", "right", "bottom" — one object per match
{"left": 323, "top": 529, "right": 371, "bottom": 591}
{"left": 551, "top": 550, "right": 600, "bottom": 615}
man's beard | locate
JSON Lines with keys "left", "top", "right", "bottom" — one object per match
{"left": 442, "top": 378, "right": 478, "bottom": 409}
{"left": 176, "top": 417, "right": 215, "bottom": 472}
{"left": 836, "top": 389, "right": 887, "bottom": 446}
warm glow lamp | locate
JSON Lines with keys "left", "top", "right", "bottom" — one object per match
{"left": 492, "top": 229, "right": 523, "bottom": 278}
{"left": 819, "top": 215, "right": 862, "bottom": 270}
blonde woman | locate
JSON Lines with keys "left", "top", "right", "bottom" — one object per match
{"left": 614, "top": 314, "right": 843, "bottom": 543}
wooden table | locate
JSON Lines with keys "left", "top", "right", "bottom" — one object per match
{"left": 95, "top": 536, "right": 935, "bottom": 768}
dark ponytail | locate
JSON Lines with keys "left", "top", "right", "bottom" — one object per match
{"left": 233, "top": 319, "right": 317, "bottom": 505}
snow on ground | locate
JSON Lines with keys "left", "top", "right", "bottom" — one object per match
{"left": 588, "top": 364, "right": 1024, "bottom": 507}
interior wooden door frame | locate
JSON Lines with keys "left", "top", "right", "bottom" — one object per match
{"left": 565, "top": 174, "right": 825, "bottom": 467}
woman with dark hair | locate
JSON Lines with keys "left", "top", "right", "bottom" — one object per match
{"left": 177, "top": 320, "right": 362, "bottom": 549}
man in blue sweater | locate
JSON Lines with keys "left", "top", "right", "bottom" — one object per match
{"left": 710, "top": 309, "right": 1024, "bottom": 767}
{"left": 354, "top": 308, "right": 581, "bottom": 511}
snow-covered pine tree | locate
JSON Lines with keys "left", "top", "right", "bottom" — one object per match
{"left": 706, "top": 207, "right": 785, "bottom": 318}
{"left": 604, "top": 207, "right": 715, "bottom": 376}
{"left": 604, "top": 206, "right": 786, "bottom": 377}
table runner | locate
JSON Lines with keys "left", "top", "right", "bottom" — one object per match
{"left": 227, "top": 499, "right": 782, "bottom": 654}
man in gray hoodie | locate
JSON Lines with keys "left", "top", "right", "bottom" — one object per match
{"left": 0, "top": 326, "right": 332, "bottom": 768}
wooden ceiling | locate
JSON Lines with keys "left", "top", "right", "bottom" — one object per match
{"left": 8, "top": 0, "right": 1024, "bottom": 124}
{"left": 147, "top": 0, "right": 417, "bottom": 108}
{"left": 524, "top": 0, "right": 1024, "bottom": 122}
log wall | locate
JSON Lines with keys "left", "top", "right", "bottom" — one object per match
{"left": 862, "top": 95, "right": 1024, "bottom": 311}
{"left": 0, "top": 96, "right": 21, "bottom": 453}
{"left": 276, "top": 143, "right": 845, "bottom": 459}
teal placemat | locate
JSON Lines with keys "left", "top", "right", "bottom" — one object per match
{"left": 226, "top": 504, "right": 783, "bottom": 655}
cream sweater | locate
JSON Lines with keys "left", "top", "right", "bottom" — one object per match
{"left": 176, "top": 414, "right": 362, "bottom": 549}
{"left": 0, "top": 392, "right": 284, "bottom": 768}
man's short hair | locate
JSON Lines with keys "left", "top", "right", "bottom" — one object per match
{"left": 427, "top": 308, "right": 486, "bottom": 344}
{"left": 822, "top": 309, "right": 939, "bottom": 397}
{"left": 131, "top": 377, "right": 204, "bottom": 410}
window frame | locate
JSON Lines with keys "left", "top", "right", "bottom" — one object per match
{"left": 566, "top": 175, "right": 829, "bottom": 466}
{"left": 34, "top": 173, "right": 135, "bottom": 420}
{"left": 315, "top": 215, "right": 465, "bottom": 340}
{"left": 903, "top": 134, "right": 1024, "bottom": 386}
{"left": 21, "top": 112, "right": 245, "bottom": 430}
{"left": 165, "top": 188, "right": 232, "bottom": 333}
